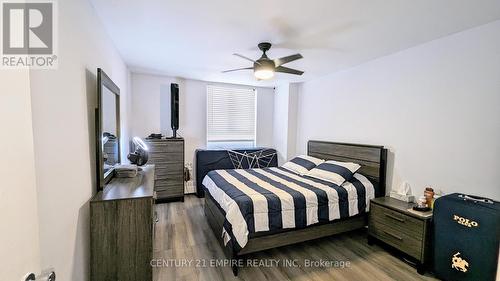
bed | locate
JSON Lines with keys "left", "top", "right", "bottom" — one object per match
{"left": 202, "top": 140, "right": 387, "bottom": 275}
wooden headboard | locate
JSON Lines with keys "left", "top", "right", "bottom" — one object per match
{"left": 307, "top": 140, "right": 387, "bottom": 197}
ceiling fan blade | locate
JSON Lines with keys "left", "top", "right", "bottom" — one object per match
{"left": 275, "top": 66, "right": 304, "bottom": 75}
{"left": 222, "top": 67, "right": 253, "bottom": 73}
{"left": 273, "top": 53, "right": 303, "bottom": 67}
{"left": 233, "top": 53, "right": 261, "bottom": 65}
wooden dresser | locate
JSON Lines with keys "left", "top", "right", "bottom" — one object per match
{"left": 145, "top": 138, "right": 184, "bottom": 201}
{"left": 90, "top": 165, "right": 156, "bottom": 281}
{"left": 368, "top": 197, "right": 432, "bottom": 274}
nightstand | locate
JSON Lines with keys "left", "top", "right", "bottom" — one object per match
{"left": 368, "top": 197, "right": 432, "bottom": 274}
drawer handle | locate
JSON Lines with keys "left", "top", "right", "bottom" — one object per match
{"left": 383, "top": 230, "right": 403, "bottom": 241}
{"left": 385, "top": 213, "right": 405, "bottom": 223}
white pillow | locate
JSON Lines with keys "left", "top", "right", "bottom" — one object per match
{"left": 282, "top": 155, "right": 324, "bottom": 175}
{"left": 305, "top": 160, "right": 361, "bottom": 185}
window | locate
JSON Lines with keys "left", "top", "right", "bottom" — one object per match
{"left": 207, "top": 85, "right": 256, "bottom": 149}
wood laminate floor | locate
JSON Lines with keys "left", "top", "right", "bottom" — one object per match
{"left": 153, "top": 195, "right": 439, "bottom": 281}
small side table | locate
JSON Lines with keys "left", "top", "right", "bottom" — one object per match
{"left": 368, "top": 197, "right": 432, "bottom": 274}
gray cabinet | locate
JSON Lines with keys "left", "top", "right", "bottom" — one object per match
{"left": 90, "top": 165, "right": 155, "bottom": 281}
{"left": 146, "top": 138, "right": 184, "bottom": 201}
{"left": 368, "top": 197, "right": 432, "bottom": 274}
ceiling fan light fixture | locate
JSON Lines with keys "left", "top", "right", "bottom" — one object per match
{"left": 254, "top": 69, "right": 274, "bottom": 80}
{"left": 223, "top": 42, "right": 304, "bottom": 79}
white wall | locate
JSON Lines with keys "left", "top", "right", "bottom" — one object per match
{"left": 28, "top": 0, "right": 130, "bottom": 280}
{"left": 273, "top": 83, "right": 299, "bottom": 164}
{"left": 130, "top": 73, "right": 275, "bottom": 172}
{"left": 130, "top": 73, "right": 183, "bottom": 138}
{"left": 273, "top": 84, "right": 290, "bottom": 164}
{"left": 0, "top": 70, "right": 41, "bottom": 281}
{"left": 287, "top": 84, "right": 299, "bottom": 160}
{"left": 295, "top": 21, "right": 500, "bottom": 199}
{"left": 256, "top": 85, "right": 275, "bottom": 148}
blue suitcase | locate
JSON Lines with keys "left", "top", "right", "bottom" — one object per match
{"left": 432, "top": 193, "right": 500, "bottom": 281}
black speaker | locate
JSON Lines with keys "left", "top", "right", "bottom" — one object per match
{"left": 171, "top": 83, "right": 179, "bottom": 138}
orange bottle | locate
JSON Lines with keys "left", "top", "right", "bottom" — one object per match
{"left": 424, "top": 187, "right": 435, "bottom": 209}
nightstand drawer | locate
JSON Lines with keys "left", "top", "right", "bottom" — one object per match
{"left": 369, "top": 220, "right": 423, "bottom": 260}
{"left": 371, "top": 203, "right": 424, "bottom": 239}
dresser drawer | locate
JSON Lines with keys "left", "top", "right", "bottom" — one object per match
{"left": 369, "top": 220, "right": 423, "bottom": 260}
{"left": 154, "top": 161, "right": 182, "bottom": 170}
{"left": 155, "top": 178, "right": 183, "bottom": 189}
{"left": 155, "top": 171, "right": 183, "bottom": 181}
{"left": 370, "top": 203, "right": 424, "bottom": 239}
{"left": 103, "top": 144, "right": 118, "bottom": 154}
{"left": 155, "top": 164, "right": 183, "bottom": 178}
{"left": 155, "top": 181, "right": 183, "bottom": 192}
{"left": 156, "top": 187, "right": 184, "bottom": 199}
{"left": 148, "top": 152, "right": 183, "bottom": 163}
{"left": 147, "top": 142, "right": 183, "bottom": 153}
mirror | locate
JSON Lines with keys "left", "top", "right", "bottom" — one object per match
{"left": 96, "top": 68, "right": 120, "bottom": 190}
{"left": 102, "top": 87, "right": 119, "bottom": 171}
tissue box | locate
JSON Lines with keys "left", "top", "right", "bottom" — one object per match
{"left": 390, "top": 191, "right": 415, "bottom": 202}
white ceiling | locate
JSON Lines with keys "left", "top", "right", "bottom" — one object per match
{"left": 90, "top": 0, "right": 500, "bottom": 87}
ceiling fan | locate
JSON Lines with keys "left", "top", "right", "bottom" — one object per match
{"left": 223, "top": 42, "right": 304, "bottom": 80}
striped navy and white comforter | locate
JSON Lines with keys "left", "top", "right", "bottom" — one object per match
{"left": 202, "top": 167, "right": 375, "bottom": 251}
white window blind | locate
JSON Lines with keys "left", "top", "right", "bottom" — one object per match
{"left": 207, "top": 85, "right": 256, "bottom": 143}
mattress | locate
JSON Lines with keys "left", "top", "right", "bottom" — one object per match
{"left": 202, "top": 167, "right": 375, "bottom": 251}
